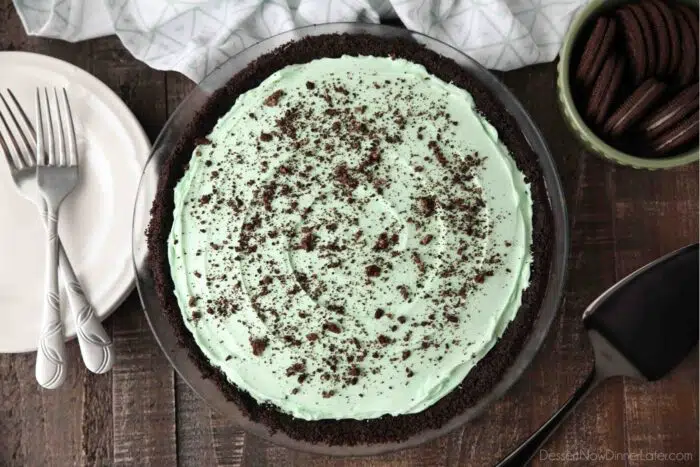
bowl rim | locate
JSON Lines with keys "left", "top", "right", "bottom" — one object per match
{"left": 557, "top": 0, "right": 699, "bottom": 169}
{"left": 132, "top": 22, "right": 570, "bottom": 457}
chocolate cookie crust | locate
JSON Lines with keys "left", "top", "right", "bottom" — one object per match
{"left": 147, "top": 33, "right": 554, "bottom": 446}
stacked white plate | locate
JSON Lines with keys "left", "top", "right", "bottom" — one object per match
{"left": 0, "top": 52, "right": 150, "bottom": 353}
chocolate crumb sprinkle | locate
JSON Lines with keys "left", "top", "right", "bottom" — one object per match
{"left": 417, "top": 196, "right": 436, "bottom": 216}
{"left": 286, "top": 362, "right": 305, "bottom": 376}
{"left": 377, "top": 334, "right": 392, "bottom": 345}
{"left": 298, "top": 232, "right": 316, "bottom": 251}
{"left": 264, "top": 89, "right": 284, "bottom": 106}
{"left": 374, "top": 232, "right": 389, "bottom": 250}
{"left": 323, "top": 322, "right": 341, "bottom": 334}
{"left": 249, "top": 338, "right": 268, "bottom": 356}
{"left": 412, "top": 253, "right": 425, "bottom": 273}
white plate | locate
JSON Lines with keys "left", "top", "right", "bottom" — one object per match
{"left": 0, "top": 52, "right": 151, "bottom": 353}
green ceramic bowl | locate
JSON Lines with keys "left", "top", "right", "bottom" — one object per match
{"left": 557, "top": 0, "right": 699, "bottom": 169}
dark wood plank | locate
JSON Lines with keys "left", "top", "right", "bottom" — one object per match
{"left": 0, "top": 344, "right": 90, "bottom": 467}
{"left": 208, "top": 412, "right": 247, "bottom": 466}
{"left": 0, "top": 353, "right": 24, "bottom": 465}
{"left": 174, "top": 376, "right": 217, "bottom": 467}
{"left": 0, "top": 4, "right": 112, "bottom": 466}
{"left": 110, "top": 295, "right": 176, "bottom": 466}
{"left": 79, "top": 29, "right": 176, "bottom": 466}
{"left": 252, "top": 433, "right": 455, "bottom": 466}
{"left": 166, "top": 71, "right": 196, "bottom": 112}
{"left": 532, "top": 161, "right": 625, "bottom": 467}
{"left": 175, "top": 377, "right": 247, "bottom": 467}
{"left": 88, "top": 38, "right": 168, "bottom": 141}
{"left": 41, "top": 344, "right": 99, "bottom": 467}
{"left": 499, "top": 67, "right": 625, "bottom": 467}
{"left": 80, "top": 320, "right": 114, "bottom": 466}
{"left": 454, "top": 395, "right": 531, "bottom": 467}
{"left": 613, "top": 164, "right": 699, "bottom": 466}
{"left": 164, "top": 70, "right": 214, "bottom": 467}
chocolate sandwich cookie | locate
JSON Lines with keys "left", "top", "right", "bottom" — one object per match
{"left": 604, "top": 78, "right": 666, "bottom": 136}
{"left": 627, "top": 3, "right": 656, "bottom": 79}
{"left": 649, "top": 0, "right": 681, "bottom": 76}
{"left": 640, "top": 0, "right": 670, "bottom": 75}
{"left": 587, "top": 54, "right": 625, "bottom": 126}
{"left": 576, "top": 17, "right": 617, "bottom": 88}
{"left": 617, "top": 6, "right": 648, "bottom": 84}
{"left": 677, "top": 4, "right": 699, "bottom": 40}
{"left": 641, "top": 82, "right": 700, "bottom": 139}
{"left": 675, "top": 5, "right": 699, "bottom": 85}
{"left": 651, "top": 110, "right": 699, "bottom": 155}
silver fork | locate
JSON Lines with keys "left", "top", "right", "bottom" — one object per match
{"left": 0, "top": 89, "right": 113, "bottom": 388}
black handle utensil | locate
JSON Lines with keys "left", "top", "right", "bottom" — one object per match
{"left": 497, "top": 243, "right": 699, "bottom": 467}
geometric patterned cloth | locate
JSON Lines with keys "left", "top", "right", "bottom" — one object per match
{"left": 13, "top": 0, "right": 586, "bottom": 82}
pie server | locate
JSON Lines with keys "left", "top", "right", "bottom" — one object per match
{"left": 498, "top": 243, "right": 699, "bottom": 466}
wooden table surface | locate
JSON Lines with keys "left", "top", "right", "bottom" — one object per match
{"left": 1, "top": 2, "right": 698, "bottom": 466}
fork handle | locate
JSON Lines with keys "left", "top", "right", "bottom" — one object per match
{"left": 58, "top": 242, "right": 114, "bottom": 374}
{"left": 37, "top": 201, "right": 113, "bottom": 373}
{"left": 36, "top": 206, "right": 67, "bottom": 389}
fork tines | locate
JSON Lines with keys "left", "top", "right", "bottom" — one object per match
{"left": 0, "top": 89, "right": 35, "bottom": 170}
{"left": 36, "top": 88, "right": 78, "bottom": 167}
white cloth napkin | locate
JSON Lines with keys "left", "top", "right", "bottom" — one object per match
{"left": 13, "top": 0, "right": 585, "bottom": 82}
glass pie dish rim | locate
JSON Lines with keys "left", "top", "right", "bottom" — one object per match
{"left": 131, "top": 22, "right": 570, "bottom": 457}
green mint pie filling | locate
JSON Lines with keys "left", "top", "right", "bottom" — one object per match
{"left": 168, "top": 56, "right": 533, "bottom": 420}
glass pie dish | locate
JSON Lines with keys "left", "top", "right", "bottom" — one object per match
{"left": 132, "top": 22, "right": 569, "bottom": 456}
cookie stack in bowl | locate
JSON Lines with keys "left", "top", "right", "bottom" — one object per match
{"left": 572, "top": 0, "right": 698, "bottom": 158}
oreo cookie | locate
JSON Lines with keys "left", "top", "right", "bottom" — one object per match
{"left": 587, "top": 54, "right": 625, "bottom": 126}
{"left": 617, "top": 7, "right": 648, "bottom": 84}
{"left": 571, "top": 1, "right": 699, "bottom": 159}
{"left": 576, "top": 17, "right": 617, "bottom": 88}
{"left": 677, "top": 4, "right": 699, "bottom": 40}
{"left": 641, "top": 83, "right": 700, "bottom": 139}
{"left": 675, "top": 5, "right": 699, "bottom": 86}
{"left": 628, "top": 3, "right": 656, "bottom": 79}
{"left": 651, "top": 110, "right": 699, "bottom": 155}
{"left": 650, "top": 0, "right": 681, "bottom": 76}
{"left": 640, "top": 0, "right": 670, "bottom": 76}
{"left": 604, "top": 78, "right": 666, "bottom": 136}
